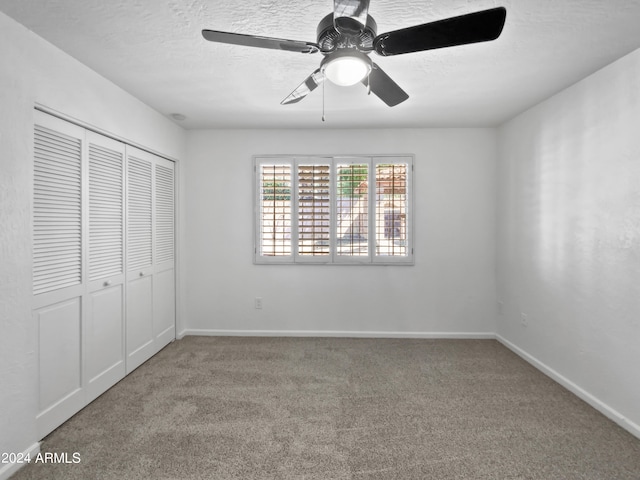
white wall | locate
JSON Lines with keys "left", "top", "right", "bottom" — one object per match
{"left": 496, "top": 48, "right": 640, "bottom": 435}
{"left": 0, "top": 11, "right": 186, "bottom": 474}
{"left": 4, "top": 4, "right": 637, "bottom": 471}
{"left": 184, "top": 128, "right": 497, "bottom": 336}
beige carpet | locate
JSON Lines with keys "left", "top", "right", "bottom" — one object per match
{"left": 12, "top": 336, "right": 640, "bottom": 479}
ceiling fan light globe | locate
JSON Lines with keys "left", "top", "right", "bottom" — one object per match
{"left": 322, "top": 51, "right": 372, "bottom": 86}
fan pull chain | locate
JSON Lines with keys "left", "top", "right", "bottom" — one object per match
{"left": 322, "top": 75, "right": 325, "bottom": 122}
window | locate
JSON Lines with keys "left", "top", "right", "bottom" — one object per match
{"left": 255, "top": 155, "right": 413, "bottom": 264}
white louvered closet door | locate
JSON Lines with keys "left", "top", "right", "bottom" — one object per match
{"left": 153, "top": 157, "right": 176, "bottom": 349}
{"left": 33, "top": 111, "right": 85, "bottom": 438}
{"left": 125, "top": 147, "right": 175, "bottom": 373}
{"left": 32, "top": 111, "right": 177, "bottom": 438}
{"left": 126, "top": 147, "right": 155, "bottom": 372}
{"left": 85, "top": 131, "right": 126, "bottom": 402}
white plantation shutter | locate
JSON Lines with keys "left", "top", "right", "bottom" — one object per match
{"left": 374, "top": 161, "right": 409, "bottom": 257}
{"left": 297, "top": 163, "right": 330, "bottom": 257}
{"left": 88, "top": 142, "right": 124, "bottom": 280}
{"left": 33, "top": 125, "right": 83, "bottom": 295}
{"left": 255, "top": 155, "right": 413, "bottom": 265}
{"left": 127, "top": 155, "right": 153, "bottom": 270}
{"left": 258, "top": 161, "right": 292, "bottom": 258}
{"left": 155, "top": 162, "right": 174, "bottom": 263}
{"left": 336, "top": 161, "right": 370, "bottom": 258}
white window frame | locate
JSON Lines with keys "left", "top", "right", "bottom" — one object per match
{"left": 254, "top": 155, "right": 414, "bottom": 265}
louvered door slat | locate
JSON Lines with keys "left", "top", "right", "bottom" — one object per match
{"left": 155, "top": 163, "right": 174, "bottom": 264}
{"left": 35, "top": 128, "right": 81, "bottom": 146}
{"left": 127, "top": 156, "right": 153, "bottom": 271}
{"left": 34, "top": 206, "right": 81, "bottom": 214}
{"left": 89, "top": 144, "right": 124, "bottom": 280}
{"left": 89, "top": 143, "right": 124, "bottom": 281}
{"left": 34, "top": 163, "right": 82, "bottom": 179}
{"left": 33, "top": 125, "right": 83, "bottom": 296}
{"left": 33, "top": 189, "right": 81, "bottom": 201}
{"left": 34, "top": 148, "right": 82, "bottom": 167}
{"left": 34, "top": 277, "right": 79, "bottom": 291}
{"left": 33, "top": 258, "right": 82, "bottom": 272}
{"left": 34, "top": 244, "right": 81, "bottom": 253}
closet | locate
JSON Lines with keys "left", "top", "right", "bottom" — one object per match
{"left": 32, "top": 110, "right": 176, "bottom": 438}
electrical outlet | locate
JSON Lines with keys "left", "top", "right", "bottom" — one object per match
{"left": 255, "top": 297, "right": 263, "bottom": 309}
{"left": 520, "top": 313, "right": 528, "bottom": 327}
{"left": 497, "top": 301, "right": 504, "bottom": 315}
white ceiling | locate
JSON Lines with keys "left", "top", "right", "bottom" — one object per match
{"left": 2, "top": 0, "right": 640, "bottom": 129}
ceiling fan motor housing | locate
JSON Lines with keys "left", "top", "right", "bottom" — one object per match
{"left": 317, "top": 13, "right": 377, "bottom": 53}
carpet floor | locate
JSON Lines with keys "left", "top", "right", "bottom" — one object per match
{"left": 11, "top": 336, "right": 640, "bottom": 479}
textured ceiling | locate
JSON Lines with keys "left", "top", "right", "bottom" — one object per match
{"left": 2, "top": 0, "right": 640, "bottom": 129}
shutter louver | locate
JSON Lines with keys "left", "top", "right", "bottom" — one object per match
{"left": 155, "top": 164, "right": 174, "bottom": 263}
{"left": 375, "top": 163, "right": 408, "bottom": 256}
{"left": 127, "top": 156, "right": 153, "bottom": 270}
{"left": 33, "top": 125, "right": 83, "bottom": 295}
{"left": 336, "top": 163, "right": 369, "bottom": 256}
{"left": 259, "top": 164, "right": 292, "bottom": 256}
{"left": 298, "top": 164, "right": 330, "bottom": 256}
{"left": 88, "top": 143, "right": 124, "bottom": 280}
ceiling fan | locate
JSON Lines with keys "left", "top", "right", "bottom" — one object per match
{"left": 202, "top": 1, "right": 506, "bottom": 107}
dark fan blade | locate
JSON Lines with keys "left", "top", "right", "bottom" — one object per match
{"left": 333, "top": 0, "right": 370, "bottom": 35}
{"left": 281, "top": 69, "right": 325, "bottom": 105}
{"left": 363, "top": 63, "right": 409, "bottom": 107}
{"left": 202, "top": 30, "right": 319, "bottom": 54}
{"left": 374, "top": 7, "right": 506, "bottom": 56}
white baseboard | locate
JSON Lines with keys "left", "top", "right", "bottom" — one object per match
{"left": 497, "top": 335, "right": 640, "bottom": 441}
{"left": 0, "top": 442, "right": 40, "bottom": 480}
{"left": 180, "top": 329, "right": 496, "bottom": 339}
